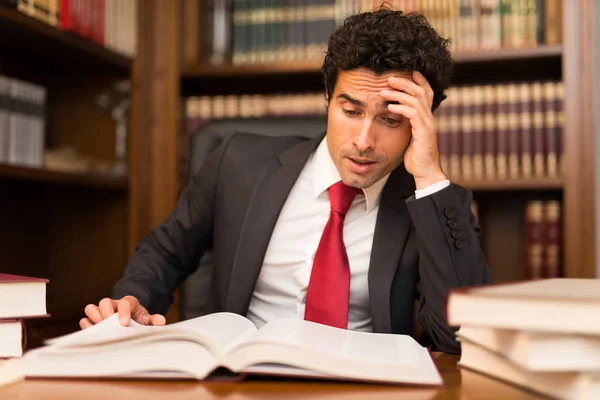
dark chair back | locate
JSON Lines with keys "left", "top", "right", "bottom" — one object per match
{"left": 180, "top": 116, "right": 327, "bottom": 320}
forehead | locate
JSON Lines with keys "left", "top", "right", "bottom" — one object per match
{"left": 335, "top": 68, "right": 413, "bottom": 95}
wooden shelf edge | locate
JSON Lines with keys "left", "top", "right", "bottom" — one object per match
{"left": 0, "top": 6, "right": 131, "bottom": 70}
{"left": 0, "top": 163, "right": 128, "bottom": 190}
{"left": 451, "top": 45, "right": 562, "bottom": 63}
{"left": 182, "top": 46, "right": 562, "bottom": 78}
{"left": 454, "top": 178, "right": 564, "bottom": 191}
{"left": 182, "top": 59, "right": 324, "bottom": 78}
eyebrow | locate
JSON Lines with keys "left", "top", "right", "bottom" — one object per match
{"left": 337, "top": 93, "right": 398, "bottom": 109}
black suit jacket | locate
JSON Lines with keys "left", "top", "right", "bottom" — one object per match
{"left": 112, "top": 132, "right": 492, "bottom": 354}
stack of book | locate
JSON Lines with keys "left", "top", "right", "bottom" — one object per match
{"left": 447, "top": 278, "right": 600, "bottom": 400}
{"left": 0, "top": 273, "right": 49, "bottom": 387}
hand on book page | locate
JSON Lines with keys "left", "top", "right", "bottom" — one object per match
{"left": 80, "top": 296, "right": 165, "bottom": 329}
{"left": 46, "top": 312, "right": 257, "bottom": 356}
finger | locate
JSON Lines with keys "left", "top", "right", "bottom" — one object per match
{"left": 388, "top": 75, "right": 433, "bottom": 114}
{"left": 117, "top": 298, "right": 133, "bottom": 326}
{"left": 412, "top": 71, "right": 434, "bottom": 99}
{"left": 79, "top": 318, "right": 94, "bottom": 329}
{"left": 387, "top": 104, "right": 426, "bottom": 135}
{"left": 380, "top": 89, "right": 430, "bottom": 123}
{"left": 84, "top": 304, "right": 103, "bottom": 324}
{"left": 150, "top": 314, "right": 166, "bottom": 326}
{"left": 98, "top": 298, "right": 116, "bottom": 319}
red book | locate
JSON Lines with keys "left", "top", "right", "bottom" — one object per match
{"left": 0, "top": 273, "right": 48, "bottom": 319}
{"left": 60, "top": 0, "right": 76, "bottom": 31}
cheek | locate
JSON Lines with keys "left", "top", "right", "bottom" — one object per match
{"left": 380, "top": 129, "right": 412, "bottom": 159}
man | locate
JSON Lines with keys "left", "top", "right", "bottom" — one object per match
{"left": 80, "top": 7, "right": 491, "bottom": 354}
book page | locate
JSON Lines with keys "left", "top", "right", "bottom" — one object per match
{"left": 471, "top": 278, "right": 600, "bottom": 301}
{"left": 225, "top": 319, "right": 442, "bottom": 385}
{"left": 45, "top": 312, "right": 257, "bottom": 357}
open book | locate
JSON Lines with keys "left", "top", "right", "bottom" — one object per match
{"left": 21, "top": 312, "right": 443, "bottom": 386}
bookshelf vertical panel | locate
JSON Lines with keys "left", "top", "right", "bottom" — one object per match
{"left": 128, "top": 0, "right": 180, "bottom": 253}
{"left": 562, "top": 0, "right": 596, "bottom": 278}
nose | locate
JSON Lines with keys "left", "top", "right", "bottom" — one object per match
{"left": 353, "top": 118, "right": 376, "bottom": 153}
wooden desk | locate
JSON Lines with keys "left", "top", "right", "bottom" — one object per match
{"left": 0, "top": 353, "right": 545, "bottom": 400}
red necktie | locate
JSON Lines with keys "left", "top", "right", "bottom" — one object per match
{"left": 304, "top": 181, "right": 360, "bottom": 329}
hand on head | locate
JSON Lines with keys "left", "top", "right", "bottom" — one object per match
{"left": 80, "top": 295, "right": 166, "bottom": 329}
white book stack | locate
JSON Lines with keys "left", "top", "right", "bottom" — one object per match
{"left": 447, "top": 278, "right": 600, "bottom": 400}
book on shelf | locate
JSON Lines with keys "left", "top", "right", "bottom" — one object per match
{"left": 0, "top": 74, "right": 47, "bottom": 169}
{"left": 184, "top": 0, "right": 563, "bottom": 67}
{"left": 525, "top": 199, "right": 561, "bottom": 280}
{"left": 436, "top": 80, "right": 564, "bottom": 183}
{"left": 180, "top": 80, "right": 564, "bottom": 187}
{"left": 0, "top": 0, "right": 137, "bottom": 57}
{"left": 21, "top": 311, "right": 443, "bottom": 385}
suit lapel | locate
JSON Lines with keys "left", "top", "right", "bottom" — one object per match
{"left": 226, "top": 137, "right": 322, "bottom": 314}
{"left": 368, "top": 165, "right": 415, "bottom": 333}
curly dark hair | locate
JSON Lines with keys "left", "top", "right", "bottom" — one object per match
{"left": 322, "top": 5, "right": 452, "bottom": 111}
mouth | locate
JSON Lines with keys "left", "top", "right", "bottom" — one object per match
{"left": 346, "top": 157, "right": 377, "bottom": 173}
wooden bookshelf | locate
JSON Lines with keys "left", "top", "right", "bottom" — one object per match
{"left": 131, "top": 0, "right": 597, "bottom": 325}
{"left": 0, "top": 4, "right": 137, "bottom": 347}
{"left": 0, "top": 6, "right": 131, "bottom": 71}
{"left": 182, "top": 45, "right": 562, "bottom": 78}
{"left": 0, "top": 163, "right": 128, "bottom": 190}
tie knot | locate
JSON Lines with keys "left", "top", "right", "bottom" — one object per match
{"left": 328, "top": 181, "right": 361, "bottom": 216}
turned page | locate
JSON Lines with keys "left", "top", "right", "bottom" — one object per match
{"left": 45, "top": 312, "right": 258, "bottom": 357}
{"left": 224, "top": 318, "right": 443, "bottom": 385}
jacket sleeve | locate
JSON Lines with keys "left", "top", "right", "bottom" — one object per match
{"left": 405, "top": 183, "right": 492, "bottom": 354}
{"left": 111, "top": 133, "right": 236, "bottom": 315}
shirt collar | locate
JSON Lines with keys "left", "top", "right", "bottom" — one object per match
{"left": 312, "top": 137, "right": 390, "bottom": 213}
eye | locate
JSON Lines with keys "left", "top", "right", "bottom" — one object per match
{"left": 383, "top": 116, "right": 402, "bottom": 126}
{"left": 343, "top": 109, "right": 361, "bottom": 116}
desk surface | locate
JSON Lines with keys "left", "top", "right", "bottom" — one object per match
{"left": 0, "top": 353, "right": 544, "bottom": 400}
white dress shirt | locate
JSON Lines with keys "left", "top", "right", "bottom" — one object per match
{"left": 246, "top": 138, "right": 450, "bottom": 331}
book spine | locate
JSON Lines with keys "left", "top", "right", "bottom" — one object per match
{"left": 555, "top": 81, "right": 564, "bottom": 176}
{"left": 526, "top": 0, "right": 537, "bottom": 47}
{"left": 507, "top": 83, "right": 520, "bottom": 179}
{"left": 525, "top": 200, "right": 544, "bottom": 280}
{"left": 495, "top": 84, "right": 509, "bottom": 179}
{"left": 544, "top": 0, "right": 560, "bottom": 45}
{"left": 447, "top": 87, "right": 462, "bottom": 180}
{"left": 472, "top": 85, "right": 485, "bottom": 180}
{"left": 543, "top": 200, "right": 561, "bottom": 278}
{"left": 460, "top": 86, "right": 474, "bottom": 181}
{"left": 0, "top": 75, "right": 9, "bottom": 164}
{"left": 531, "top": 81, "right": 545, "bottom": 178}
{"left": 535, "top": 0, "right": 545, "bottom": 44}
{"left": 519, "top": 82, "right": 533, "bottom": 179}
{"left": 544, "top": 81, "right": 559, "bottom": 178}
{"left": 479, "top": 0, "right": 501, "bottom": 50}
{"left": 483, "top": 84, "right": 497, "bottom": 180}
